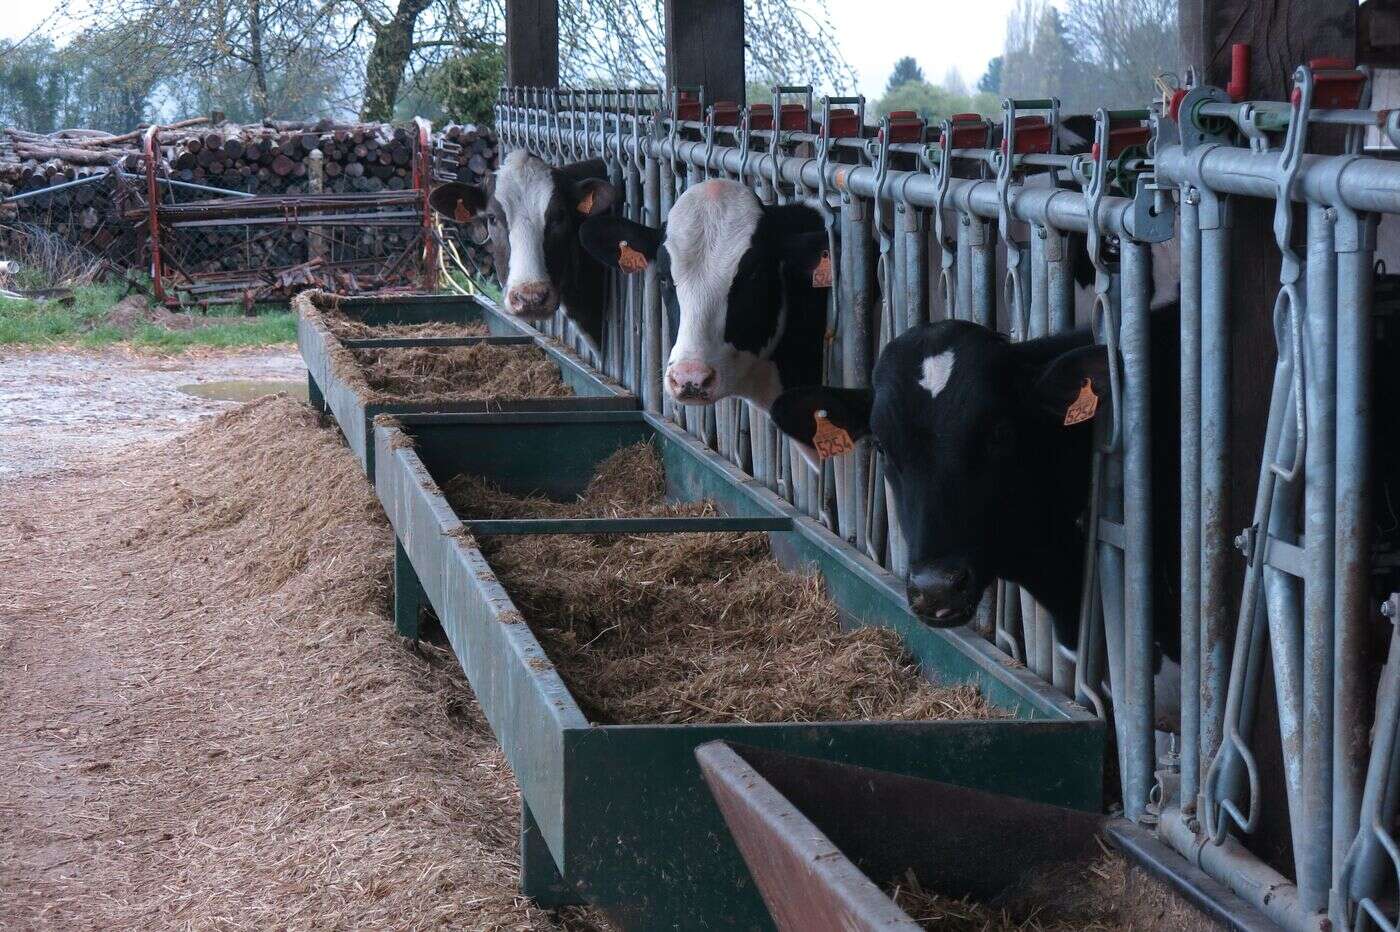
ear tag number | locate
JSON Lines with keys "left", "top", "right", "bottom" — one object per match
{"left": 617, "top": 241, "right": 649, "bottom": 274}
{"left": 453, "top": 200, "right": 472, "bottom": 223}
{"left": 1063, "top": 378, "right": 1099, "bottom": 426}
{"left": 812, "top": 409, "right": 854, "bottom": 460}
{"left": 811, "top": 250, "right": 833, "bottom": 288}
{"left": 577, "top": 190, "right": 595, "bottom": 215}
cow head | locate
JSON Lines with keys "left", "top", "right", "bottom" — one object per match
{"left": 430, "top": 150, "right": 615, "bottom": 320}
{"left": 770, "top": 321, "right": 1109, "bottom": 629}
{"left": 580, "top": 179, "right": 828, "bottom": 409}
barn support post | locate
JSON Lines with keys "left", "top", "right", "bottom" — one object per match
{"left": 663, "top": 0, "right": 745, "bottom": 106}
{"left": 505, "top": 0, "right": 559, "bottom": 89}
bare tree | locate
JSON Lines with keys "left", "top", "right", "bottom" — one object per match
{"left": 78, "top": 0, "right": 354, "bottom": 120}
{"left": 352, "top": 0, "right": 853, "bottom": 121}
{"left": 999, "top": 0, "right": 1176, "bottom": 114}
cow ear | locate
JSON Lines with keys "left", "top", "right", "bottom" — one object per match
{"left": 574, "top": 178, "right": 616, "bottom": 217}
{"left": 429, "top": 182, "right": 488, "bottom": 223}
{"left": 781, "top": 231, "right": 834, "bottom": 289}
{"left": 579, "top": 217, "right": 661, "bottom": 275}
{"left": 771, "top": 387, "right": 873, "bottom": 462}
{"left": 1029, "top": 344, "right": 1111, "bottom": 426}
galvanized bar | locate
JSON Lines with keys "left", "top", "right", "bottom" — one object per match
{"left": 1119, "top": 239, "right": 1155, "bottom": 822}
{"left": 842, "top": 194, "right": 873, "bottom": 550}
{"left": 1198, "top": 188, "right": 1233, "bottom": 819}
{"left": 1178, "top": 189, "right": 1204, "bottom": 808}
{"left": 1331, "top": 215, "right": 1376, "bottom": 909}
{"left": 1299, "top": 201, "right": 1338, "bottom": 911}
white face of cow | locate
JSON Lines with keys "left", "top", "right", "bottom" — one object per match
{"left": 578, "top": 180, "right": 829, "bottom": 411}
{"left": 493, "top": 150, "right": 561, "bottom": 318}
{"left": 662, "top": 180, "right": 778, "bottom": 406}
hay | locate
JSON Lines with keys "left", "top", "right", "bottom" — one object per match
{"left": 0, "top": 393, "right": 607, "bottom": 931}
{"left": 888, "top": 848, "right": 1214, "bottom": 931}
{"left": 322, "top": 314, "right": 491, "bottom": 340}
{"left": 445, "top": 443, "right": 1003, "bottom": 725}
{"left": 353, "top": 343, "right": 574, "bottom": 403}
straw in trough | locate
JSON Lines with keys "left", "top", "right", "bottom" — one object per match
{"left": 445, "top": 443, "right": 1003, "bottom": 725}
{"left": 322, "top": 315, "right": 491, "bottom": 340}
{"left": 888, "top": 846, "right": 1215, "bottom": 931}
{"left": 352, "top": 343, "right": 575, "bottom": 403}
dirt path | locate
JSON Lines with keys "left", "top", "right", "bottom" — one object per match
{"left": 0, "top": 354, "right": 600, "bottom": 931}
{"left": 0, "top": 346, "right": 305, "bottom": 483}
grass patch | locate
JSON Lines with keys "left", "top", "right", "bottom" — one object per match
{"left": 0, "top": 282, "right": 295, "bottom": 350}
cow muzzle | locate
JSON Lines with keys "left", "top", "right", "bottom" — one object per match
{"left": 665, "top": 360, "right": 718, "bottom": 404}
{"left": 506, "top": 281, "right": 558, "bottom": 318}
{"left": 906, "top": 560, "right": 980, "bottom": 627}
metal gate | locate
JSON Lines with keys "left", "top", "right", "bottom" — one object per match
{"left": 495, "top": 62, "right": 1400, "bottom": 931}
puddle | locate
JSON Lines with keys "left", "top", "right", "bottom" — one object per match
{"left": 0, "top": 348, "right": 306, "bottom": 480}
{"left": 178, "top": 379, "right": 308, "bottom": 403}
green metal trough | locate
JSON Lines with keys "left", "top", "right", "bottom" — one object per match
{"left": 372, "top": 409, "right": 1106, "bottom": 930}
{"left": 296, "top": 293, "right": 636, "bottom": 479}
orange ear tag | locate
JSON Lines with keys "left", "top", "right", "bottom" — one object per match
{"left": 577, "top": 190, "right": 595, "bottom": 215}
{"left": 617, "top": 241, "right": 649, "bottom": 274}
{"left": 811, "top": 250, "right": 833, "bottom": 288}
{"left": 453, "top": 200, "right": 472, "bottom": 223}
{"left": 1063, "top": 378, "right": 1099, "bottom": 426}
{"left": 812, "top": 410, "right": 855, "bottom": 460}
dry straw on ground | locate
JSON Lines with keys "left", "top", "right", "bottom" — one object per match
{"left": 445, "top": 443, "right": 1003, "bottom": 725}
{"left": 352, "top": 342, "right": 574, "bottom": 403}
{"left": 888, "top": 845, "right": 1214, "bottom": 931}
{"left": 0, "top": 394, "right": 605, "bottom": 931}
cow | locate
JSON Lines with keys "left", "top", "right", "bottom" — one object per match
{"left": 429, "top": 150, "right": 617, "bottom": 352}
{"left": 767, "top": 310, "right": 1182, "bottom": 662}
{"left": 578, "top": 178, "right": 830, "bottom": 410}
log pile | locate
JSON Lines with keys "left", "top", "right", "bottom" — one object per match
{"left": 0, "top": 116, "right": 504, "bottom": 302}
{"left": 432, "top": 123, "right": 501, "bottom": 282}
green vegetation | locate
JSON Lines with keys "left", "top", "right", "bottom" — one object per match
{"left": 874, "top": 81, "right": 1000, "bottom": 124}
{"left": 0, "top": 282, "right": 295, "bottom": 350}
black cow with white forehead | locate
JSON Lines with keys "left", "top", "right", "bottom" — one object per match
{"left": 430, "top": 150, "right": 616, "bottom": 351}
{"left": 770, "top": 314, "right": 1181, "bottom": 660}
{"left": 579, "top": 178, "right": 830, "bottom": 409}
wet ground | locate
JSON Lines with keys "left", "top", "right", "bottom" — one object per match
{"left": 0, "top": 346, "right": 306, "bottom": 483}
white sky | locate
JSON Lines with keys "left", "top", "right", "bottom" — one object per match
{"left": 2, "top": 0, "right": 1020, "bottom": 100}
{"left": 821, "top": 0, "right": 1020, "bottom": 98}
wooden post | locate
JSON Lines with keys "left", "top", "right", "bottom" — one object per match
{"left": 506, "top": 0, "right": 559, "bottom": 87}
{"left": 664, "top": 0, "right": 745, "bottom": 104}
{"left": 1178, "top": 0, "right": 1357, "bottom": 883}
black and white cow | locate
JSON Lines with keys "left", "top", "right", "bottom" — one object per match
{"left": 579, "top": 178, "right": 830, "bottom": 410}
{"left": 430, "top": 150, "right": 616, "bottom": 350}
{"left": 769, "top": 311, "right": 1182, "bottom": 661}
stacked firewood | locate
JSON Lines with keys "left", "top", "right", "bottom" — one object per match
{"left": 0, "top": 116, "right": 504, "bottom": 299}
{"left": 433, "top": 123, "right": 501, "bottom": 282}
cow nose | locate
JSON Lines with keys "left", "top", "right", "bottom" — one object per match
{"left": 507, "top": 281, "right": 555, "bottom": 316}
{"left": 907, "top": 561, "right": 977, "bottom": 625}
{"left": 665, "top": 361, "right": 717, "bottom": 402}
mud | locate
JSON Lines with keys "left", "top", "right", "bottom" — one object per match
{"left": 0, "top": 347, "right": 305, "bottom": 483}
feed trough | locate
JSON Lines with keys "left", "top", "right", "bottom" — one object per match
{"left": 697, "top": 741, "right": 1250, "bottom": 931}
{"left": 295, "top": 290, "right": 635, "bottom": 478}
{"left": 372, "top": 409, "right": 1106, "bottom": 929}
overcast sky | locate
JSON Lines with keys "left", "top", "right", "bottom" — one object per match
{"left": 820, "top": 0, "right": 1018, "bottom": 98}
{"left": 2, "top": 0, "right": 1019, "bottom": 99}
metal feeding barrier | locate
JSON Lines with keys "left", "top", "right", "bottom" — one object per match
{"left": 492, "top": 58, "right": 1400, "bottom": 930}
